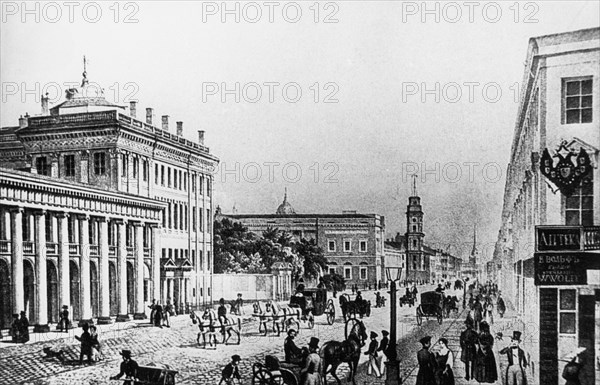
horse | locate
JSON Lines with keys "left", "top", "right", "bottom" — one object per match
{"left": 444, "top": 295, "right": 459, "bottom": 317}
{"left": 253, "top": 300, "right": 301, "bottom": 336}
{"left": 454, "top": 279, "right": 463, "bottom": 291}
{"left": 190, "top": 309, "right": 241, "bottom": 348}
{"left": 321, "top": 319, "right": 368, "bottom": 385}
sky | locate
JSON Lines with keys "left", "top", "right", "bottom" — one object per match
{"left": 1, "top": 1, "right": 599, "bottom": 261}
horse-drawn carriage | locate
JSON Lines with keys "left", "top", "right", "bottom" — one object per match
{"left": 111, "top": 365, "right": 178, "bottom": 385}
{"left": 251, "top": 355, "right": 304, "bottom": 385}
{"left": 416, "top": 291, "right": 444, "bottom": 325}
{"left": 252, "top": 288, "right": 335, "bottom": 336}
{"left": 338, "top": 294, "right": 371, "bottom": 321}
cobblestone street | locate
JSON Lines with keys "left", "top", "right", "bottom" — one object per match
{"left": 0, "top": 287, "right": 463, "bottom": 385}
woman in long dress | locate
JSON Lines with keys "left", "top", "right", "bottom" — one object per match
{"left": 434, "top": 338, "right": 455, "bottom": 385}
{"left": 474, "top": 322, "right": 498, "bottom": 383}
{"left": 301, "top": 338, "right": 322, "bottom": 385}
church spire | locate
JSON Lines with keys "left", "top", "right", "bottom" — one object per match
{"left": 81, "top": 55, "right": 89, "bottom": 88}
{"left": 470, "top": 224, "right": 478, "bottom": 263}
{"left": 411, "top": 174, "right": 418, "bottom": 196}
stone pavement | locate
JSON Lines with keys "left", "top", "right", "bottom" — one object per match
{"left": 0, "top": 285, "right": 475, "bottom": 385}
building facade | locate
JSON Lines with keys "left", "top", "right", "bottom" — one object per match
{"left": 492, "top": 28, "right": 600, "bottom": 385}
{"left": 0, "top": 69, "right": 218, "bottom": 330}
{"left": 218, "top": 194, "right": 385, "bottom": 288}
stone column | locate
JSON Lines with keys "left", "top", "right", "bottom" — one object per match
{"left": 133, "top": 222, "right": 146, "bottom": 319}
{"left": 151, "top": 225, "right": 161, "bottom": 302}
{"left": 10, "top": 207, "right": 24, "bottom": 314}
{"left": 57, "top": 213, "right": 71, "bottom": 317}
{"left": 161, "top": 278, "right": 168, "bottom": 304}
{"left": 33, "top": 210, "right": 50, "bottom": 332}
{"left": 78, "top": 215, "right": 93, "bottom": 326}
{"left": 97, "top": 217, "right": 112, "bottom": 324}
{"left": 168, "top": 279, "right": 174, "bottom": 304}
{"left": 116, "top": 220, "right": 129, "bottom": 322}
{"left": 2, "top": 209, "right": 10, "bottom": 240}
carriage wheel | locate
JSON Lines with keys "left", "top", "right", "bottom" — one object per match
{"left": 326, "top": 300, "right": 335, "bottom": 325}
{"left": 280, "top": 368, "right": 299, "bottom": 385}
{"left": 437, "top": 310, "right": 443, "bottom": 324}
{"left": 252, "top": 363, "right": 274, "bottom": 385}
{"left": 308, "top": 313, "right": 315, "bottom": 329}
{"left": 416, "top": 307, "right": 423, "bottom": 326}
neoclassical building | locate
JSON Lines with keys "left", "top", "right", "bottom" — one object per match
{"left": 217, "top": 192, "right": 386, "bottom": 288}
{"left": 0, "top": 69, "right": 218, "bottom": 331}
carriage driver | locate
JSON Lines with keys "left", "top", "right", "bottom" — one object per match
{"left": 284, "top": 329, "right": 305, "bottom": 365}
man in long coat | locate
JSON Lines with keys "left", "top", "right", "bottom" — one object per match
{"left": 499, "top": 331, "right": 528, "bottom": 385}
{"left": 416, "top": 336, "right": 436, "bottom": 385}
{"left": 460, "top": 317, "right": 478, "bottom": 381}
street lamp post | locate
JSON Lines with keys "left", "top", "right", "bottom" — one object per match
{"left": 385, "top": 267, "right": 402, "bottom": 385}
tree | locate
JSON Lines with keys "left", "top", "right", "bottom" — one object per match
{"left": 322, "top": 273, "right": 346, "bottom": 292}
{"left": 293, "top": 238, "right": 327, "bottom": 280}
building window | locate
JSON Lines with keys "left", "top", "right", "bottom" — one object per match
{"left": 412, "top": 225, "right": 417, "bottom": 232}
{"left": 192, "top": 206, "right": 197, "bottom": 231}
{"left": 192, "top": 174, "right": 196, "bottom": 192}
{"left": 359, "top": 240, "right": 367, "bottom": 252}
{"left": 173, "top": 168, "right": 177, "bottom": 189}
{"left": 563, "top": 78, "right": 593, "bottom": 124}
{"left": 343, "top": 240, "right": 351, "bottom": 252}
{"left": 207, "top": 209, "right": 212, "bottom": 233}
{"left": 36, "top": 156, "right": 49, "bottom": 175}
{"left": 559, "top": 289, "right": 576, "bottom": 334}
{"left": 183, "top": 172, "right": 187, "bottom": 191}
{"left": 328, "top": 267, "right": 336, "bottom": 275}
{"left": 173, "top": 203, "right": 178, "bottom": 230}
{"left": 155, "top": 164, "right": 159, "bottom": 184}
{"left": 359, "top": 266, "right": 368, "bottom": 280}
{"left": 413, "top": 239, "right": 417, "bottom": 248}
{"left": 344, "top": 265, "right": 352, "bottom": 280}
{"left": 566, "top": 175, "right": 594, "bottom": 226}
{"left": 328, "top": 240, "right": 336, "bottom": 252}
{"left": 132, "top": 157, "right": 138, "bottom": 178}
{"left": 64, "top": 154, "right": 75, "bottom": 177}
{"left": 142, "top": 160, "right": 148, "bottom": 182}
{"left": 199, "top": 176, "right": 204, "bottom": 194}
{"left": 199, "top": 250, "right": 203, "bottom": 270}
{"left": 207, "top": 178, "right": 212, "bottom": 197}
{"left": 179, "top": 170, "right": 183, "bottom": 189}
{"left": 93, "top": 152, "right": 106, "bottom": 175}
{"left": 121, "top": 154, "right": 127, "bottom": 175}
{"left": 199, "top": 209, "right": 203, "bottom": 231}
{"left": 167, "top": 168, "right": 172, "bottom": 187}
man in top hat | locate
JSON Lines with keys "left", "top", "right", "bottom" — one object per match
{"left": 300, "top": 337, "right": 322, "bottom": 385}
{"left": 378, "top": 330, "right": 390, "bottom": 376}
{"left": 416, "top": 336, "right": 436, "bottom": 385}
{"left": 364, "top": 331, "right": 381, "bottom": 377}
{"left": 499, "top": 331, "right": 528, "bottom": 385}
{"left": 10, "top": 313, "right": 20, "bottom": 343}
{"left": 110, "top": 349, "right": 139, "bottom": 385}
{"left": 58, "top": 305, "right": 70, "bottom": 332}
{"left": 220, "top": 355, "right": 242, "bottom": 384}
{"left": 460, "top": 316, "right": 478, "bottom": 381}
{"left": 75, "top": 323, "right": 93, "bottom": 364}
{"left": 19, "top": 311, "right": 29, "bottom": 343}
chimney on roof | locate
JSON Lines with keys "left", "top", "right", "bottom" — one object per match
{"left": 130, "top": 101, "right": 137, "bottom": 118}
{"left": 161, "top": 115, "right": 169, "bottom": 131}
{"left": 146, "top": 108, "right": 153, "bottom": 125}
{"left": 176, "top": 121, "right": 183, "bottom": 136}
{"left": 41, "top": 93, "right": 49, "bottom": 116}
{"left": 18, "top": 115, "right": 28, "bottom": 129}
{"left": 198, "top": 130, "right": 205, "bottom": 145}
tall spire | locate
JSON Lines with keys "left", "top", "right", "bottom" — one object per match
{"left": 470, "top": 224, "right": 478, "bottom": 263}
{"left": 411, "top": 174, "right": 418, "bottom": 196}
{"left": 283, "top": 187, "right": 288, "bottom": 203}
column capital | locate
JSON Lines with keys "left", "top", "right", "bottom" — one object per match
{"left": 112, "top": 218, "right": 127, "bottom": 225}
{"left": 55, "top": 212, "right": 70, "bottom": 219}
{"left": 147, "top": 223, "right": 162, "bottom": 229}
{"left": 76, "top": 213, "right": 90, "bottom": 221}
{"left": 32, "top": 209, "right": 47, "bottom": 217}
{"left": 91, "top": 215, "right": 109, "bottom": 223}
{"left": 130, "top": 221, "right": 145, "bottom": 227}
{"left": 9, "top": 206, "right": 24, "bottom": 214}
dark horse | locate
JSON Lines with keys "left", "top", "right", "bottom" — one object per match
{"left": 321, "top": 319, "right": 367, "bottom": 385}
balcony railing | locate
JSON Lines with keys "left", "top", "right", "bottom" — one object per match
{"left": 109, "top": 245, "right": 117, "bottom": 256}
{"left": 0, "top": 240, "right": 10, "bottom": 254}
{"left": 23, "top": 242, "right": 35, "bottom": 254}
{"left": 583, "top": 226, "right": 600, "bottom": 251}
{"left": 90, "top": 245, "right": 99, "bottom": 256}
{"left": 68, "top": 243, "right": 80, "bottom": 256}
{"left": 46, "top": 242, "right": 58, "bottom": 255}
{"left": 126, "top": 246, "right": 135, "bottom": 257}
{"left": 143, "top": 247, "right": 150, "bottom": 258}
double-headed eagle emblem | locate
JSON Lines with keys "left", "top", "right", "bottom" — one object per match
{"left": 540, "top": 141, "right": 592, "bottom": 196}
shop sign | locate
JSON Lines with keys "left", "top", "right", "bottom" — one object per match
{"left": 534, "top": 252, "right": 587, "bottom": 286}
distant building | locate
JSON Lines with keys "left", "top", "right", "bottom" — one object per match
{"left": 216, "top": 192, "right": 385, "bottom": 288}
{"left": 460, "top": 225, "right": 480, "bottom": 282}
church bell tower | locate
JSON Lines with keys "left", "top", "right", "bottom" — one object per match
{"left": 406, "top": 175, "right": 424, "bottom": 281}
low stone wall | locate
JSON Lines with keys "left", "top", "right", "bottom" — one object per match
{"left": 212, "top": 273, "right": 275, "bottom": 302}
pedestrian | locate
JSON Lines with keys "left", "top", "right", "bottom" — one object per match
{"left": 364, "top": 331, "right": 381, "bottom": 377}
{"left": 561, "top": 347, "right": 586, "bottom": 385}
{"left": 110, "top": 349, "right": 139, "bottom": 385}
{"left": 218, "top": 298, "right": 229, "bottom": 326}
{"left": 355, "top": 291, "right": 363, "bottom": 303}
{"left": 416, "top": 336, "right": 436, "bottom": 385}
{"left": 351, "top": 285, "right": 356, "bottom": 295}
{"left": 75, "top": 323, "right": 94, "bottom": 364}
{"left": 154, "top": 302, "right": 163, "bottom": 327}
{"left": 460, "top": 317, "right": 478, "bottom": 381}
{"left": 472, "top": 298, "right": 483, "bottom": 332}
{"left": 162, "top": 302, "right": 171, "bottom": 328}
{"left": 219, "top": 354, "right": 242, "bottom": 385}
{"left": 300, "top": 337, "right": 322, "bottom": 385}
{"left": 57, "top": 305, "right": 70, "bottom": 332}
{"left": 89, "top": 325, "right": 102, "bottom": 361}
{"left": 10, "top": 313, "right": 20, "bottom": 343}
{"left": 19, "top": 311, "right": 29, "bottom": 343}
{"left": 378, "top": 330, "right": 390, "bottom": 376}
{"left": 484, "top": 298, "right": 494, "bottom": 325}
{"left": 497, "top": 294, "right": 506, "bottom": 318}
{"left": 434, "top": 338, "right": 455, "bottom": 385}
{"left": 498, "top": 331, "right": 528, "bottom": 385}
{"left": 148, "top": 299, "right": 156, "bottom": 325}
{"left": 235, "top": 293, "right": 244, "bottom": 315}
{"left": 473, "top": 321, "right": 498, "bottom": 383}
